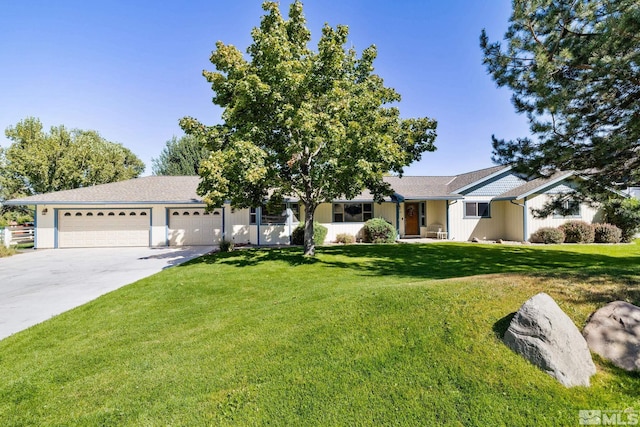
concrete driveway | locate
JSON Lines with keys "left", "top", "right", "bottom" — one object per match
{"left": 0, "top": 246, "right": 215, "bottom": 340}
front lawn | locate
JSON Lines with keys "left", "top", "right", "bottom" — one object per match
{"left": 1, "top": 242, "right": 639, "bottom": 425}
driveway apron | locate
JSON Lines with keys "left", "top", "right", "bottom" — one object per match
{"left": 0, "top": 246, "right": 214, "bottom": 340}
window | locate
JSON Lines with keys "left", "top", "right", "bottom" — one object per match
{"left": 172, "top": 211, "right": 179, "bottom": 216}
{"left": 119, "top": 212, "right": 126, "bottom": 216}
{"left": 64, "top": 212, "right": 71, "bottom": 217}
{"left": 250, "top": 204, "right": 295, "bottom": 225}
{"left": 193, "top": 211, "right": 200, "bottom": 216}
{"left": 183, "top": 212, "right": 190, "bottom": 216}
{"left": 108, "top": 212, "right": 115, "bottom": 216}
{"left": 75, "top": 212, "right": 82, "bottom": 216}
{"left": 554, "top": 200, "right": 581, "bottom": 218}
{"left": 140, "top": 212, "right": 147, "bottom": 216}
{"left": 97, "top": 212, "right": 104, "bottom": 216}
{"left": 333, "top": 203, "right": 373, "bottom": 222}
{"left": 464, "top": 202, "right": 490, "bottom": 218}
{"left": 130, "top": 212, "right": 136, "bottom": 216}
{"left": 290, "top": 203, "right": 299, "bottom": 222}
{"left": 86, "top": 212, "right": 93, "bottom": 216}
{"left": 420, "top": 202, "right": 426, "bottom": 226}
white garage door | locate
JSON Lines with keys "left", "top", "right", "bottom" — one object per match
{"left": 58, "top": 209, "right": 150, "bottom": 248}
{"left": 169, "top": 208, "right": 222, "bottom": 246}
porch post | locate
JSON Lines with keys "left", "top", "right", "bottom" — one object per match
{"left": 3, "top": 227, "right": 10, "bottom": 248}
{"left": 395, "top": 200, "right": 400, "bottom": 240}
{"left": 446, "top": 200, "right": 450, "bottom": 240}
{"left": 523, "top": 197, "right": 528, "bottom": 242}
{"left": 256, "top": 206, "right": 261, "bottom": 246}
{"left": 222, "top": 206, "right": 226, "bottom": 240}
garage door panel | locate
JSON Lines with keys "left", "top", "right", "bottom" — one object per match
{"left": 58, "top": 210, "right": 150, "bottom": 248}
{"left": 169, "top": 209, "right": 222, "bottom": 246}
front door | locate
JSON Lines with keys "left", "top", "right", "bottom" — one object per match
{"left": 404, "top": 203, "right": 420, "bottom": 236}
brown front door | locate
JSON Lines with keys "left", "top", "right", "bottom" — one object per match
{"left": 405, "top": 203, "right": 419, "bottom": 236}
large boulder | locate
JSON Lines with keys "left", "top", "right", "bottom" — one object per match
{"left": 504, "top": 293, "right": 596, "bottom": 387}
{"left": 583, "top": 301, "right": 640, "bottom": 371}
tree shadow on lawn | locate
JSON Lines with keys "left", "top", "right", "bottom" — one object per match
{"left": 187, "top": 243, "right": 640, "bottom": 304}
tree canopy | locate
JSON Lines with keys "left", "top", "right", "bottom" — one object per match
{"left": 151, "top": 134, "right": 209, "bottom": 176}
{"left": 181, "top": 1, "right": 437, "bottom": 255}
{"left": 1, "top": 117, "right": 145, "bottom": 200}
{"left": 481, "top": 0, "right": 640, "bottom": 198}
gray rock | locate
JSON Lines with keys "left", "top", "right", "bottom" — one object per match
{"left": 504, "top": 293, "right": 596, "bottom": 387}
{"left": 583, "top": 301, "right": 640, "bottom": 371}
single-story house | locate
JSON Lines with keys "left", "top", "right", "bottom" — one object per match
{"left": 3, "top": 165, "right": 602, "bottom": 249}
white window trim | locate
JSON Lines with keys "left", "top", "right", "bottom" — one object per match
{"left": 463, "top": 201, "right": 491, "bottom": 219}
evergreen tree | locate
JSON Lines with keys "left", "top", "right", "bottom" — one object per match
{"left": 481, "top": 0, "right": 640, "bottom": 198}
{"left": 152, "top": 135, "right": 209, "bottom": 176}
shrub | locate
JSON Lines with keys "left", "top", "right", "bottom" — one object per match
{"left": 593, "top": 223, "right": 622, "bottom": 243}
{"left": 603, "top": 198, "right": 640, "bottom": 242}
{"left": 291, "top": 222, "right": 328, "bottom": 246}
{"left": 335, "top": 233, "right": 355, "bottom": 244}
{"left": 530, "top": 227, "right": 565, "bottom": 244}
{"left": 363, "top": 218, "right": 396, "bottom": 244}
{"left": 558, "top": 220, "right": 595, "bottom": 243}
{"left": 219, "top": 239, "right": 234, "bottom": 252}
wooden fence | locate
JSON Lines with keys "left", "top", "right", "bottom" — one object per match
{"left": 1, "top": 226, "right": 35, "bottom": 248}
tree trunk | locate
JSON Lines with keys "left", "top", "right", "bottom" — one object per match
{"left": 303, "top": 202, "right": 316, "bottom": 256}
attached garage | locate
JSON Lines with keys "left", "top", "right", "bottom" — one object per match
{"left": 168, "top": 208, "right": 222, "bottom": 246}
{"left": 58, "top": 209, "right": 151, "bottom": 248}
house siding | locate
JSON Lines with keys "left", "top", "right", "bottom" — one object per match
{"left": 525, "top": 194, "right": 600, "bottom": 240}
{"left": 424, "top": 200, "right": 447, "bottom": 237}
{"left": 464, "top": 173, "right": 525, "bottom": 197}
{"left": 503, "top": 200, "right": 524, "bottom": 241}
{"left": 448, "top": 196, "right": 507, "bottom": 241}
{"left": 316, "top": 201, "right": 396, "bottom": 243}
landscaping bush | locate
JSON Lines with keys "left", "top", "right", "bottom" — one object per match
{"left": 219, "top": 239, "right": 234, "bottom": 252}
{"left": 530, "top": 227, "right": 565, "bottom": 244}
{"left": 559, "top": 221, "right": 595, "bottom": 243}
{"left": 363, "top": 218, "right": 396, "bottom": 243}
{"left": 603, "top": 198, "right": 640, "bottom": 243}
{"left": 291, "top": 222, "right": 328, "bottom": 245}
{"left": 593, "top": 223, "right": 622, "bottom": 243}
{"left": 335, "top": 233, "right": 355, "bottom": 244}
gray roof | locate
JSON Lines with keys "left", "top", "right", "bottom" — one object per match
{"left": 3, "top": 166, "right": 533, "bottom": 206}
{"left": 383, "top": 175, "right": 457, "bottom": 199}
{"left": 4, "top": 176, "right": 204, "bottom": 205}
{"left": 447, "top": 165, "right": 510, "bottom": 193}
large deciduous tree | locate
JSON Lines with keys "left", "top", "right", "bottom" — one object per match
{"left": 2, "top": 117, "right": 145, "bottom": 199}
{"left": 151, "top": 134, "right": 209, "bottom": 176}
{"left": 181, "top": 1, "right": 437, "bottom": 255}
{"left": 481, "top": 0, "right": 640, "bottom": 199}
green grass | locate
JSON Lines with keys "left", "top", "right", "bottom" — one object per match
{"left": 1, "top": 242, "right": 640, "bottom": 426}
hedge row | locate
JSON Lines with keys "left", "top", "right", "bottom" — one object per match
{"left": 530, "top": 221, "right": 622, "bottom": 244}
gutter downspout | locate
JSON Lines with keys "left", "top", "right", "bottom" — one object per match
{"left": 510, "top": 198, "right": 528, "bottom": 242}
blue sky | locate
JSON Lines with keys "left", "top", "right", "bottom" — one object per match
{"left": 0, "top": 0, "right": 529, "bottom": 176}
